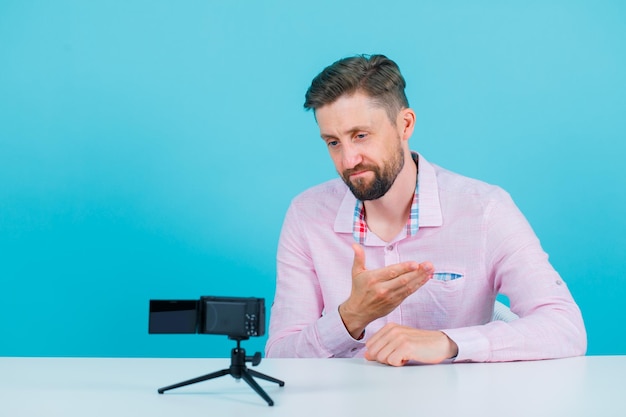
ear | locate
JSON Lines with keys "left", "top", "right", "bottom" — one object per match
{"left": 398, "top": 108, "right": 416, "bottom": 141}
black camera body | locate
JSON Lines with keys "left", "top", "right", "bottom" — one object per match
{"left": 149, "top": 296, "right": 265, "bottom": 339}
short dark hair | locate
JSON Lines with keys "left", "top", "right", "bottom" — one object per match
{"left": 304, "top": 54, "right": 409, "bottom": 121}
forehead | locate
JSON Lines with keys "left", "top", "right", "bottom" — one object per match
{"left": 315, "top": 92, "right": 388, "bottom": 132}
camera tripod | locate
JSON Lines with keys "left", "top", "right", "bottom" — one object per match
{"left": 157, "top": 337, "right": 285, "bottom": 406}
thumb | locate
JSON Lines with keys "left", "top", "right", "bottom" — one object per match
{"left": 351, "top": 243, "right": 367, "bottom": 276}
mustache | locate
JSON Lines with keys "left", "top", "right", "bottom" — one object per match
{"left": 342, "top": 164, "right": 377, "bottom": 177}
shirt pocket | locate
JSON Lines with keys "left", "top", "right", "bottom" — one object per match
{"left": 432, "top": 272, "right": 464, "bottom": 282}
{"left": 410, "top": 267, "right": 467, "bottom": 328}
{"left": 426, "top": 268, "right": 466, "bottom": 298}
{"left": 418, "top": 267, "right": 467, "bottom": 320}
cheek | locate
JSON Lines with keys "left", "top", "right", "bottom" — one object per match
{"left": 329, "top": 152, "right": 344, "bottom": 172}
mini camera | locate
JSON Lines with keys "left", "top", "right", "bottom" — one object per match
{"left": 148, "top": 296, "right": 265, "bottom": 338}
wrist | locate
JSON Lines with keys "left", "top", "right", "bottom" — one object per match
{"left": 338, "top": 303, "right": 367, "bottom": 340}
{"left": 443, "top": 332, "right": 459, "bottom": 359}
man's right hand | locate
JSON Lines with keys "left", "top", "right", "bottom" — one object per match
{"left": 338, "top": 243, "right": 434, "bottom": 339}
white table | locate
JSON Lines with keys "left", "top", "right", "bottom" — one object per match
{"left": 1, "top": 356, "right": 624, "bottom": 417}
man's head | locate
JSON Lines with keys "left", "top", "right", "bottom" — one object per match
{"left": 305, "top": 55, "right": 415, "bottom": 201}
{"left": 304, "top": 54, "right": 409, "bottom": 123}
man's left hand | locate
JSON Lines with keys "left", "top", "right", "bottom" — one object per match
{"left": 364, "top": 323, "right": 459, "bottom": 366}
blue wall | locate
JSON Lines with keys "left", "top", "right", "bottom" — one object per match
{"left": 1, "top": 1, "right": 625, "bottom": 358}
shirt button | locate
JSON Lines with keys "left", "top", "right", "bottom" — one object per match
{"left": 350, "top": 347, "right": 358, "bottom": 352}
{"left": 556, "top": 280, "right": 563, "bottom": 286}
{"left": 386, "top": 245, "right": 394, "bottom": 251}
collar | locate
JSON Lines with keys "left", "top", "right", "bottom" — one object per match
{"left": 333, "top": 152, "right": 443, "bottom": 243}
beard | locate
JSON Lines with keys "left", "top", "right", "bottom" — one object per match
{"left": 341, "top": 144, "right": 405, "bottom": 201}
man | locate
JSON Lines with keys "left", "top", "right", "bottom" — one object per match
{"left": 265, "top": 54, "right": 586, "bottom": 365}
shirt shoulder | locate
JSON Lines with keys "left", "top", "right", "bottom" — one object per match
{"left": 285, "top": 178, "right": 356, "bottom": 231}
{"left": 431, "top": 163, "right": 509, "bottom": 201}
{"left": 288, "top": 178, "right": 350, "bottom": 218}
{"left": 291, "top": 178, "right": 347, "bottom": 203}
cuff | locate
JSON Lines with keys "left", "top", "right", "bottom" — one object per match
{"left": 441, "top": 327, "right": 490, "bottom": 363}
{"left": 316, "top": 306, "right": 366, "bottom": 357}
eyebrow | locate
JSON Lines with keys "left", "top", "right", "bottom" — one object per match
{"left": 320, "top": 125, "right": 371, "bottom": 140}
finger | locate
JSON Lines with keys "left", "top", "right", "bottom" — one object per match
{"left": 365, "top": 323, "right": 398, "bottom": 356}
{"left": 365, "top": 324, "right": 403, "bottom": 365}
{"left": 377, "top": 262, "right": 419, "bottom": 282}
{"left": 387, "top": 350, "right": 410, "bottom": 367}
{"left": 376, "top": 328, "right": 414, "bottom": 366}
{"left": 403, "top": 262, "right": 435, "bottom": 291}
{"left": 384, "top": 260, "right": 434, "bottom": 282}
{"left": 381, "top": 262, "right": 435, "bottom": 296}
{"left": 351, "top": 243, "right": 367, "bottom": 276}
{"left": 419, "top": 261, "right": 435, "bottom": 277}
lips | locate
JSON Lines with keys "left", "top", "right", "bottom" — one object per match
{"left": 344, "top": 165, "right": 375, "bottom": 178}
{"left": 349, "top": 170, "right": 369, "bottom": 178}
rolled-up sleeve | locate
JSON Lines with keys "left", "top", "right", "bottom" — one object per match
{"left": 443, "top": 190, "right": 587, "bottom": 362}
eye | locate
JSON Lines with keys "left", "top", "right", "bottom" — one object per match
{"left": 326, "top": 140, "right": 339, "bottom": 148}
{"left": 355, "top": 133, "right": 368, "bottom": 140}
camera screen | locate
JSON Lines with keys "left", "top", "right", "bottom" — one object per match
{"left": 149, "top": 300, "right": 198, "bottom": 334}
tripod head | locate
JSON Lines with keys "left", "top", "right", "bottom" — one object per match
{"left": 227, "top": 336, "right": 261, "bottom": 366}
{"left": 227, "top": 336, "right": 262, "bottom": 367}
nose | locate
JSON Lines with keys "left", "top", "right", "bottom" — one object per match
{"left": 341, "top": 142, "right": 363, "bottom": 170}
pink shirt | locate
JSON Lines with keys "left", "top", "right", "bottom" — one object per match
{"left": 266, "top": 154, "right": 586, "bottom": 362}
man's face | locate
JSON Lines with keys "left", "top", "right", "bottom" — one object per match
{"left": 315, "top": 92, "right": 405, "bottom": 201}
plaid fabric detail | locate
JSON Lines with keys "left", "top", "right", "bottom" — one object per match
{"left": 407, "top": 182, "right": 419, "bottom": 237}
{"left": 353, "top": 199, "right": 367, "bottom": 244}
{"left": 352, "top": 158, "right": 420, "bottom": 244}
{"left": 433, "top": 272, "right": 463, "bottom": 282}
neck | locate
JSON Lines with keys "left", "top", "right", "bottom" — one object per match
{"left": 363, "top": 151, "right": 417, "bottom": 242}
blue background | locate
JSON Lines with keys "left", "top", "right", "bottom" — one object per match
{"left": 1, "top": 1, "right": 625, "bottom": 358}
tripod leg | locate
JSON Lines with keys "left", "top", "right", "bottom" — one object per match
{"left": 247, "top": 368, "right": 285, "bottom": 387}
{"left": 240, "top": 370, "right": 275, "bottom": 406}
{"left": 158, "top": 369, "right": 230, "bottom": 394}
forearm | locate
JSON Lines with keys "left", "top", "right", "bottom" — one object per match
{"left": 443, "top": 297, "right": 586, "bottom": 362}
{"left": 265, "top": 306, "right": 365, "bottom": 358}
